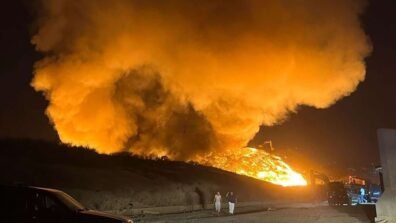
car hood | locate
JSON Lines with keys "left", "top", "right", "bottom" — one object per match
{"left": 79, "top": 209, "right": 132, "bottom": 222}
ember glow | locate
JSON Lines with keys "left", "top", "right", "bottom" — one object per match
{"left": 197, "top": 147, "right": 307, "bottom": 186}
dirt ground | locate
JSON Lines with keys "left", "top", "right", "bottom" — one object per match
{"left": 133, "top": 205, "right": 375, "bottom": 223}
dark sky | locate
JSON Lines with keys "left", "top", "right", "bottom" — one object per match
{"left": 1, "top": 0, "right": 395, "bottom": 177}
{"left": 251, "top": 0, "right": 396, "bottom": 176}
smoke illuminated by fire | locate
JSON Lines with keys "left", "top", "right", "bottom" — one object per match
{"left": 31, "top": 1, "right": 370, "bottom": 185}
{"left": 198, "top": 147, "right": 307, "bottom": 186}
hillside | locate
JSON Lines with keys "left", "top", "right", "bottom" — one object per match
{"left": 0, "top": 139, "right": 313, "bottom": 213}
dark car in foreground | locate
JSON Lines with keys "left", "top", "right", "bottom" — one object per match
{"left": 1, "top": 185, "right": 133, "bottom": 223}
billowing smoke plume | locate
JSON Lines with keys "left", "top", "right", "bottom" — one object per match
{"left": 32, "top": 0, "right": 371, "bottom": 159}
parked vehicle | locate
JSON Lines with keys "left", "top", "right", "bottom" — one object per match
{"left": 327, "top": 182, "right": 351, "bottom": 206}
{"left": 367, "top": 184, "right": 382, "bottom": 203}
{"left": 345, "top": 186, "right": 360, "bottom": 205}
{"left": 1, "top": 185, "right": 133, "bottom": 223}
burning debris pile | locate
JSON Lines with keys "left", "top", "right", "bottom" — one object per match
{"left": 198, "top": 147, "right": 307, "bottom": 186}
{"left": 31, "top": 1, "right": 370, "bottom": 186}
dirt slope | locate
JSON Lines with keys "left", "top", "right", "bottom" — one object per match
{"left": 0, "top": 139, "right": 313, "bottom": 212}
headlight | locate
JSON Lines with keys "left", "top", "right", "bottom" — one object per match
{"left": 124, "top": 219, "right": 133, "bottom": 223}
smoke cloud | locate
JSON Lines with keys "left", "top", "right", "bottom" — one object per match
{"left": 32, "top": 0, "right": 371, "bottom": 159}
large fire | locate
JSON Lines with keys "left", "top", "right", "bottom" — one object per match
{"left": 31, "top": 0, "right": 370, "bottom": 184}
{"left": 198, "top": 147, "right": 307, "bottom": 187}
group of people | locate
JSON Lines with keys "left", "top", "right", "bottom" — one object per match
{"left": 213, "top": 191, "right": 237, "bottom": 215}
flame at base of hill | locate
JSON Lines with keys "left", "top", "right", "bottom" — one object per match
{"left": 196, "top": 147, "right": 307, "bottom": 187}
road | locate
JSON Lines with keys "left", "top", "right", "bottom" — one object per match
{"left": 132, "top": 205, "right": 375, "bottom": 223}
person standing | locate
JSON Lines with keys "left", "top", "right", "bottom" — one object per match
{"left": 214, "top": 192, "right": 222, "bottom": 215}
{"left": 359, "top": 187, "right": 366, "bottom": 204}
{"left": 226, "top": 192, "right": 237, "bottom": 214}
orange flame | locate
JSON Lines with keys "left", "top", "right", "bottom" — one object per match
{"left": 197, "top": 147, "right": 307, "bottom": 186}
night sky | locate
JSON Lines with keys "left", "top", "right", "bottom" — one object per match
{"left": 1, "top": 0, "right": 396, "bottom": 177}
{"left": 251, "top": 0, "right": 396, "bottom": 176}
